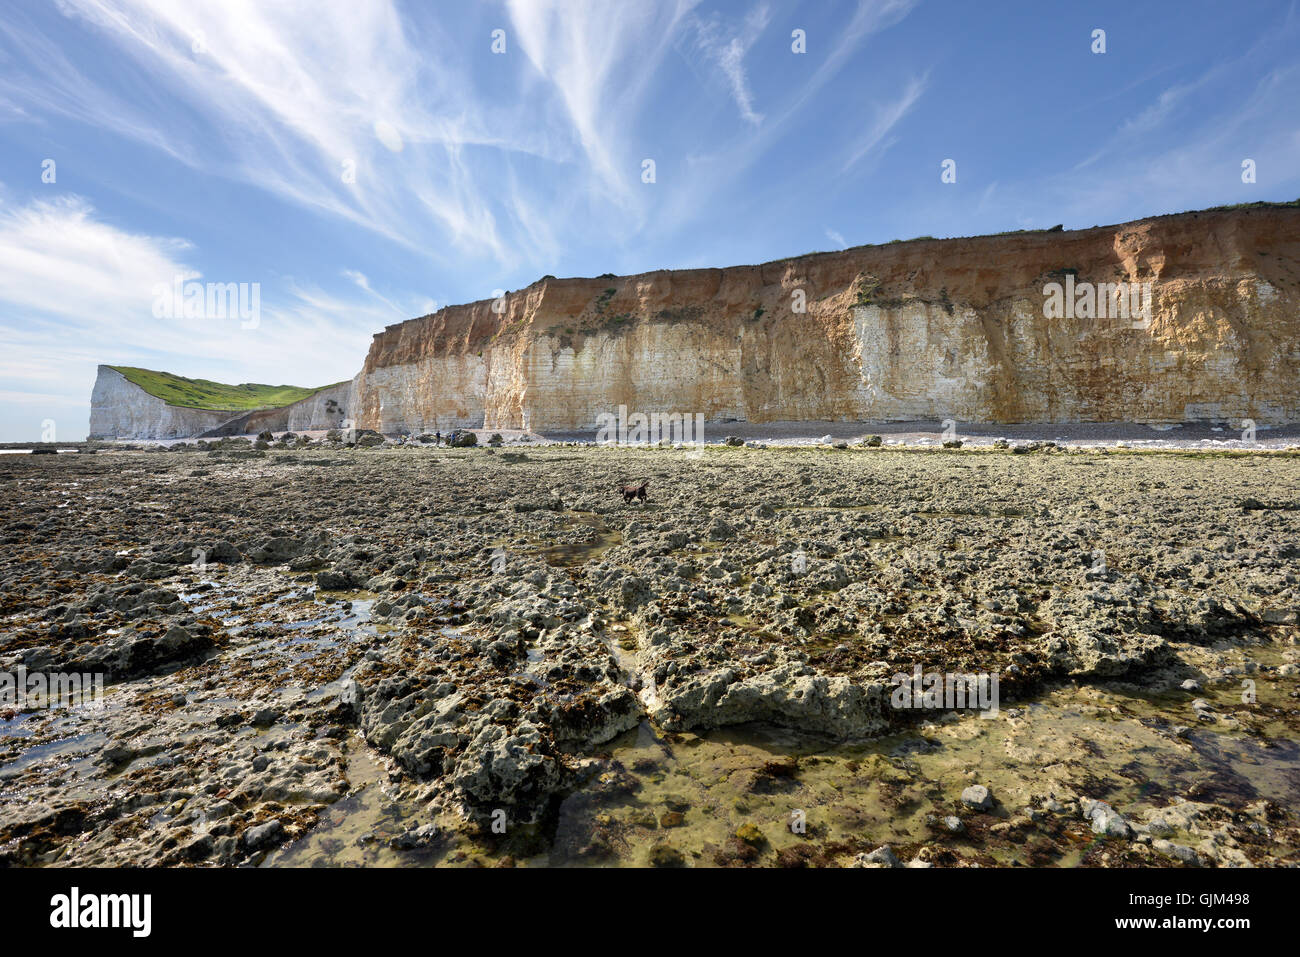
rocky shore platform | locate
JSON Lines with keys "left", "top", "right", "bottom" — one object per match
{"left": 1, "top": 435, "right": 1297, "bottom": 867}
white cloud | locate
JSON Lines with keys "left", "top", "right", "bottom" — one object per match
{"left": 779, "top": 0, "right": 922, "bottom": 122}
{"left": 688, "top": 4, "right": 772, "bottom": 126}
{"left": 342, "top": 269, "right": 407, "bottom": 317}
{"left": 373, "top": 120, "right": 404, "bottom": 154}
{"left": 0, "top": 195, "right": 192, "bottom": 331}
{"left": 842, "top": 73, "right": 928, "bottom": 171}
{"left": 652, "top": 0, "right": 925, "bottom": 239}
{"left": 2, "top": 0, "right": 927, "bottom": 267}
{"left": 1047, "top": 62, "right": 1300, "bottom": 226}
{"left": 0, "top": 195, "right": 408, "bottom": 438}
{"left": 506, "top": 0, "right": 702, "bottom": 208}
{"left": 10, "top": 0, "right": 539, "bottom": 262}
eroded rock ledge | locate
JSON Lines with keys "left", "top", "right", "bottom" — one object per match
{"left": 2, "top": 442, "right": 1297, "bottom": 866}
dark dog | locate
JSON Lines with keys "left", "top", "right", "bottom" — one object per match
{"left": 619, "top": 481, "right": 648, "bottom": 504}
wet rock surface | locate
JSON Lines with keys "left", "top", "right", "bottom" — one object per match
{"left": 1, "top": 440, "right": 1298, "bottom": 866}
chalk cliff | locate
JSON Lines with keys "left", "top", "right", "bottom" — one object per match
{"left": 91, "top": 203, "right": 1300, "bottom": 438}
{"left": 352, "top": 203, "right": 1300, "bottom": 432}
{"left": 88, "top": 366, "right": 351, "bottom": 440}
{"left": 90, "top": 366, "right": 237, "bottom": 439}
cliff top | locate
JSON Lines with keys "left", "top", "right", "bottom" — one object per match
{"left": 372, "top": 198, "right": 1300, "bottom": 337}
{"left": 360, "top": 198, "right": 1300, "bottom": 365}
{"left": 106, "top": 365, "right": 345, "bottom": 412}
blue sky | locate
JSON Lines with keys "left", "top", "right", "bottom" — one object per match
{"left": 0, "top": 0, "right": 1297, "bottom": 440}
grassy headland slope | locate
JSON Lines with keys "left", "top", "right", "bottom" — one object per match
{"left": 109, "top": 366, "right": 342, "bottom": 411}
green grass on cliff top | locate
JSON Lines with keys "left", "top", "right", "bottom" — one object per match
{"left": 109, "top": 366, "right": 343, "bottom": 411}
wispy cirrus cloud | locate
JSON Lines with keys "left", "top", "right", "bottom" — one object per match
{"left": 506, "top": 0, "right": 702, "bottom": 211}
{"left": 5, "top": 0, "right": 547, "bottom": 264}
{"left": 687, "top": 4, "right": 772, "bottom": 126}
{"left": 342, "top": 269, "right": 410, "bottom": 317}
{"left": 655, "top": 0, "right": 926, "bottom": 239}
{"left": 1047, "top": 63, "right": 1300, "bottom": 228}
{"left": 1, "top": 0, "right": 928, "bottom": 268}
{"left": 1072, "top": 11, "right": 1300, "bottom": 179}
{"left": 842, "top": 73, "right": 928, "bottom": 171}
{"left": 777, "top": 0, "right": 923, "bottom": 123}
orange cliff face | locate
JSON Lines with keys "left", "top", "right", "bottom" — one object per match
{"left": 350, "top": 204, "right": 1300, "bottom": 434}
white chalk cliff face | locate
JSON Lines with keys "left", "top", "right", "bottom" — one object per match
{"left": 89, "top": 366, "right": 235, "bottom": 439}
{"left": 351, "top": 205, "right": 1300, "bottom": 433}
{"left": 88, "top": 367, "right": 352, "bottom": 440}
